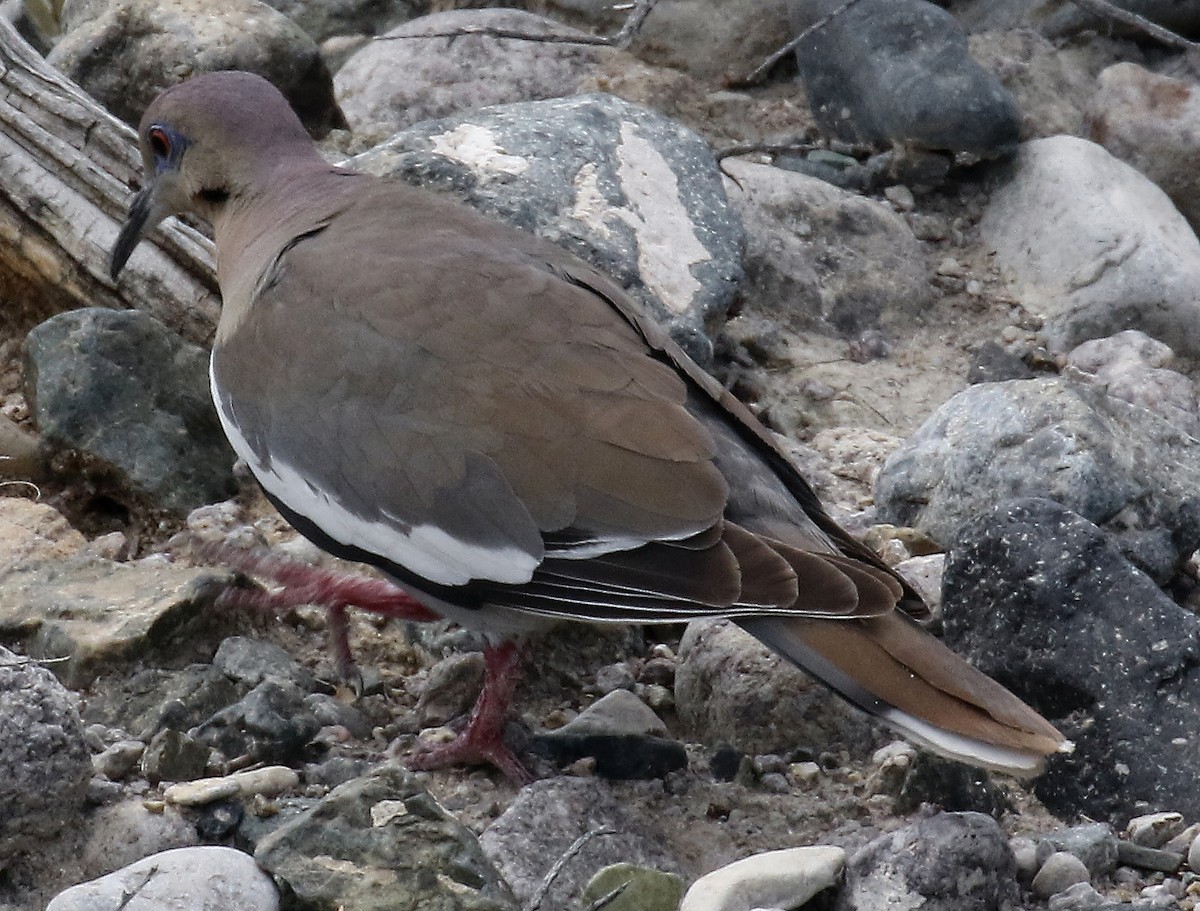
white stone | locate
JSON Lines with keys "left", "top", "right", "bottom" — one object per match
{"left": 678, "top": 845, "right": 845, "bottom": 911}
{"left": 164, "top": 765, "right": 299, "bottom": 806}
{"left": 979, "top": 135, "right": 1200, "bottom": 357}
{"left": 47, "top": 846, "right": 278, "bottom": 911}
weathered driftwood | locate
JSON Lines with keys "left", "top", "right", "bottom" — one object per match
{"left": 0, "top": 18, "right": 218, "bottom": 345}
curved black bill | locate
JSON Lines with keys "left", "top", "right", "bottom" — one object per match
{"left": 110, "top": 186, "right": 155, "bottom": 281}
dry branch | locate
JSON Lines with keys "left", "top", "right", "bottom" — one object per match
{"left": 374, "top": 0, "right": 658, "bottom": 49}
{"left": 1068, "top": 0, "right": 1199, "bottom": 50}
{"left": 0, "top": 18, "right": 218, "bottom": 345}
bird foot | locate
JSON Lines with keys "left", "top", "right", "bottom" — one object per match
{"left": 203, "top": 542, "right": 438, "bottom": 679}
{"left": 404, "top": 641, "right": 532, "bottom": 785}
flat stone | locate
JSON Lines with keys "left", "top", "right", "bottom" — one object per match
{"left": 0, "top": 554, "right": 230, "bottom": 687}
{"left": 583, "top": 863, "right": 683, "bottom": 911}
{"left": 1115, "top": 841, "right": 1183, "bottom": 873}
{"left": 979, "top": 136, "right": 1200, "bottom": 356}
{"left": 680, "top": 845, "right": 844, "bottom": 911}
{"left": 256, "top": 763, "right": 516, "bottom": 910}
{"left": 46, "top": 845, "right": 279, "bottom": 911}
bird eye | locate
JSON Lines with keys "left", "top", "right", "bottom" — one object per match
{"left": 147, "top": 126, "right": 171, "bottom": 159}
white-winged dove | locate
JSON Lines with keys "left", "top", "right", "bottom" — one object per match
{"left": 111, "top": 72, "right": 1070, "bottom": 781}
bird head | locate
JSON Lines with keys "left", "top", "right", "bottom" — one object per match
{"left": 110, "top": 71, "right": 319, "bottom": 279}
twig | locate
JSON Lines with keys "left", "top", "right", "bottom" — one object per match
{"left": 1067, "top": 0, "right": 1199, "bottom": 49}
{"left": 374, "top": 0, "right": 658, "bottom": 50}
{"left": 583, "top": 881, "right": 630, "bottom": 911}
{"left": 0, "top": 655, "right": 71, "bottom": 667}
{"left": 727, "top": 0, "right": 870, "bottom": 88}
{"left": 715, "top": 139, "right": 875, "bottom": 162}
{"left": 526, "top": 826, "right": 619, "bottom": 911}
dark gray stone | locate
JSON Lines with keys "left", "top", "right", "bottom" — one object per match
{"left": 967, "top": 340, "right": 1037, "bottom": 384}
{"left": 480, "top": 778, "right": 679, "bottom": 909}
{"left": 837, "top": 811, "right": 1017, "bottom": 911}
{"left": 262, "top": 0, "right": 419, "bottom": 42}
{"left": 892, "top": 754, "right": 1012, "bottom": 818}
{"left": 942, "top": 498, "right": 1200, "bottom": 824}
{"left": 83, "top": 664, "right": 243, "bottom": 742}
{"left": 214, "top": 636, "right": 314, "bottom": 691}
{"left": 23, "top": 308, "right": 237, "bottom": 515}
{"left": 1115, "top": 841, "right": 1183, "bottom": 873}
{"left": 1041, "top": 823, "right": 1120, "bottom": 876}
{"left": 0, "top": 645, "right": 90, "bottom": 860}
{"left": 875, "top": 378, "right": 1200, "bottom": 583}
{"left": 193, "top": 678, "right": 321, "bottom": 763}
{"left": 789, "top": 0, "right": 1019, "bottom": 155}
{"left": 348, "top": 92, "right": 744, "bottom": 365}
{"left": 141, "top": 728, "right": 209, "bottom": 784}
{"left": 255, "top": 763, "right": 516, "bottom": 910}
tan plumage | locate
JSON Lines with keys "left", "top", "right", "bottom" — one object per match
{"left": 111, "top": 72, "right": 1070, "bottom": 775}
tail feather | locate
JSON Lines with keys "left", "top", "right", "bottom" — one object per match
{"left": 737, "top": 612, "right": 1071, "bottom": 776}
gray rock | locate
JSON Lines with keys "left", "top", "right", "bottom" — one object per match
{"left": 47, "top": 0, "right": 345, "bottom": 136}
{"left": 348, "top": 92, "right": 744, "bottom": 364}
{"left": 1126, "top": 812, "right": 1185, "bottom": 848}
{"left": 676, "top": 618, "right": 877, "bottom": 756}
{"left": 789, "top": 0, "right": 1019, "bottom": 155}
{"left": 256, "top": 763, "right": 516, "bottom": 910}
{"left": 722, "top": 159, "right": 932, "bottom": 337}
{"left": 79, "top": 799, "right": 198, "bottom": 879}
{"left": 836, "top": 812, "right": 1017, "bottom": 911}
{"left": 480, "top": 777, "right": 678, "bottom": 908}
{"left": 0, "top": 645, "right": 90, "bottom": 860}
{"left": 979, "top": 136, "right": 1200, "bottom": 357}
{"left": 92, "top": 739, "right": 145, "bottom": 780}
{"left": 1032, "top": 851, "right": 1091, "bottom": 898}
{"left": 304, "top": 693, "right": 372, "bottom": 739}
{"left": 942, "top": 498, "right": 1200, "bottom": 822}
{"left": 875, "top": 377, "right": 1200, "bottom": 583}
{"left": 530, "top": 689, "right": 684, "bottom": 778}
{"left": 0, "top": 413, "right": 44, "bottom": 484}
{"left": 1189, "top": 833, "right": 1200, "bottom": 876}
{"left": 141, "top": 728, "right": 209, "bottom": 783}
{"left": 968, "top": 30, "right": 1094, "bottom": 140}
{"left": 22, "top": 308, "right": 236, "bottom": 515}
{"left": 1088, "top": 63, "right": 1200, "bottom": 232}
{"left": 416, "top": 650, "right": 484, "bottom": 726}
{"left": 1040, "top": 823, "right": 1120, "bottom": 876}
{"left": 214, "top": 635, "right": 315, "bottom": 691}
{"left": 336, "top": 9, "right": 627, "bottom": 143}
{"left": 47, "top": 846, "right": 279, "bottom": 911}
{"left": 193, "top": 678, "right": 321, "bottom": 763}
{"left": 86, "top": 664, "right": 243, "bottom": 743}
{"left": 262, "top": 0, "right": 418, "bottom": 42}
{"left": 1115, "top": 841, "right": 1183, "bottom": 873}
{"left": 1048, "top": 881, "right": 1108, "bottom": 911}
{"left": 1065, "top": 331, "right": 1198, "bottom": 436}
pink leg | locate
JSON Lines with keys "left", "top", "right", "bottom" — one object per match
{"left": 207, "top": 543, "right": 438, "bottom": 678}
{"left": 405, "top": 640, "right": 531, "bottom": 785}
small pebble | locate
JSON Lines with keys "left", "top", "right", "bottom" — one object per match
{"left": 1032, "top": 852, "right": 1091, "bottom": 898}
{"left": 1127, "top": 811, "right": 1186, "bottom": 848}
{"left": 164, "top": 766, "right": 299, "bottom": 806}
{"left": 789, "top": 762, "right": 821, "bottom": 786}
{"left": 93, "top": 740, "right": 146, "bottom": 780}
{"left": 883, "top": 184, "right": 915, "bottom": 211}
{"left": 594, "top": 662, "right": 637, "bottom": 694}
{"left": 1189, "top": 832, "right": 1200, "bottom": 872}
{"left": 1047, "top": 881, "right": 1106, "bottom": 911}
{"left": 642, "top": 684, "right": 674, "bottom": 711}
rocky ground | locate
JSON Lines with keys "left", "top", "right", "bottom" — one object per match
{"left": 6, "top": 0, "right": 1200, "bottom": 909}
